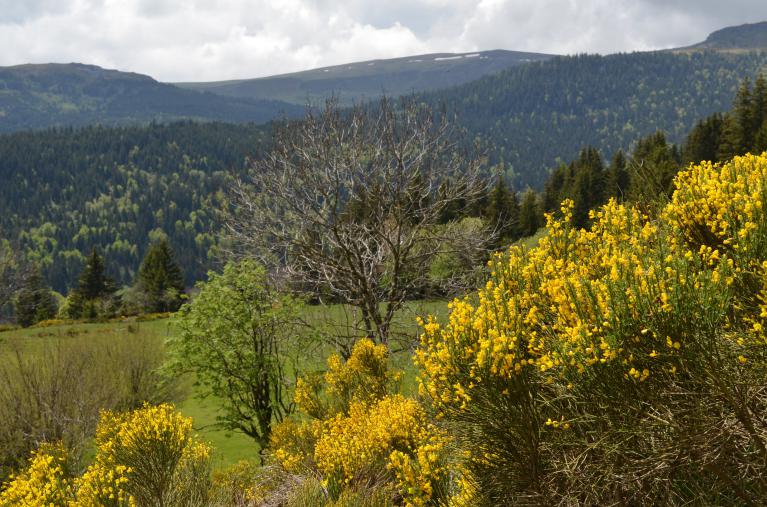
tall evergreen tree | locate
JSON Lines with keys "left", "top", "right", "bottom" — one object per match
{"left": 14, "top": 265, "right": 57, "bottom": 327}
{"left": 606, "top": 150, "right": 630, "bottom": 200}
{"left": 734, "top": 77, "right": 756, "bottom": 151}
{"left": 484, "top": 177, "right": 521, "bottom": 245}
{"left": 542, "top": 164, "right": 566, "bottom": 212}
{"left": 77, "top": 248, "right": 115, "bottom": 300}
{"left": 137, "top": 239, "right": 185, "bottom": 313}
{"left": 571, "top": 147, "right": 606, "bottom": 228}
{"left": 628, "top": 131, "right": 680, "bottom": 201}
{"left": 683, "top": 114, "right": 725, "bottom": 164}
{"left": 67, "top": 248, "right": 117, "bottom": 319}
{"left": 518, "top": 189, "right": 542, "bottom": 238}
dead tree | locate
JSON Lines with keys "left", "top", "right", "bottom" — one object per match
{"left": 227, "top": 98, "right": 491, "bottom": 347}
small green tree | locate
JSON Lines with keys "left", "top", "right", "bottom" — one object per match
{"left": 171, "top": 260, "right": 302, "bottom": 457}
{"left": 67, "top": 248, "right": 118, "bottom": 320}
{"left": 14, "top": 265, "right": 57, "bottom": 327}
{"left": 136, "top": 239, "right": 185, "bottom": 313}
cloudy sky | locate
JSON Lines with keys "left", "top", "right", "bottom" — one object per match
{"left": 1, "top": 0, "right": 767, "bottom": 82}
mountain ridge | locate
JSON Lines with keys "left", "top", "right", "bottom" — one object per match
{"left": 0, "top": 62, "right": 304, "bottom": 132}
{"left": 679, "top": 21, "right": 767, "bottom": 51}
{"left": 174, "top": 49, "right": 554, "bottom": 105}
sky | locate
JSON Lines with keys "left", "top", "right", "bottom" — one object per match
{"left": 1, "top": 0, "right": 767, "bottom": 82}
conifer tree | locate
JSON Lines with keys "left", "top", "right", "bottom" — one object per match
{"left": 77, "top": 248, "right": 115, "bottom": 300}
{"left": 606, "top": 150, "right": 630, "bottom": 200}
{"left": 68, "top": 248, "right": 117, "bottom": 319}
{"left": 14, "top": 265, "right": 57, "bottom": 327}
{"left": 734, "top": 77, "right": 756, "bottom": 151}
{"left": 518, "top": 189, "right": 542, "bottom": 238}
{"left": 683, "top": 114, "right": 724, "bottom": 164}
{"left": 137, "top": 239, "right": 185, "bottom": 313}
{"left": 571, "top": 147, "right": 606, "bottom": 228}
{"left": 628, "top": 131, "right": 679, "bottom": 201}
{"left": 484, "top": 177, "right": 521, "bottom": 245}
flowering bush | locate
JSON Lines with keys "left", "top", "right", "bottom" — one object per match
{"left": 0, "top": 443, "right": 72, "bottom": 507}
{"left": 269, "top": 339, "right": 447, "bottom": 506}
{"left": 416, "top": 153, "right": 767, "bottom": 504}
{"left": 0, "top": 404, "right": 210, "bottom": 507}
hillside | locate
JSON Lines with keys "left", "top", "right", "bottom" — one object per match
{"left": 683, "top": 21, "right": 767, "bottom": 51}
{"left": 174, "top": 50, "right": 553, "bottom": 105}
{"left": 0, "top": 63, "right": 303, "bottom": 132}
{"left": 421, "top": 50, "right": 767, "bottom": 188}
{"left": 0, "top": 122, "right": 269, "bottom": 291}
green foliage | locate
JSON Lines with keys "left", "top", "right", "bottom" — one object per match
{"left": 66, "top": 248, "right": 119, "bottom": 320}
{"left": 136, "top": 239, "right": 185, "bottom": 313}
{"left": 421, "top": 50, "right": 767, "bottom": 188}
{"left": 483, "top": 176, "right": 522, "bottom": 245}
{"left": 172, "top": 260, "right": 303, "bottom": 453}
{"left": 518, "top": 189, "right": 542, "bottom": 237}
{"left": 0, "top": 121, "right": 267, "bottom": 292}
{"left": 684, "top": 73, "right": 767, "bottom": 164}
{"left": 627, "top": 130, "right": 681, "bottom": 200}
{"left": 13, "top": 265, "right": 57, "bottom": 327}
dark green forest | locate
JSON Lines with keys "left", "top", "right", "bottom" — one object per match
{"left": 0, "top": 122, "right": 268, "bottom": 292}
{"left": 4, "top": 50, "right": 767, "bottom": 293}
{"left": 423, "top": 50, "right": 767, "bottom": 187}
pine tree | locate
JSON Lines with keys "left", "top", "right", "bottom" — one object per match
{"left": 137, "top": 239, "right": 185, "bottom": 313}
{"left": 728, "top": 78, "right": 754, "bottom": 155}
{"left": 752, "top": 74, "right": 767, "bottom": 154}
{"left": 606, "top": 150, "right": 630, "bottom": 200}
{"left": 484, "top": 177, "right": 521, "bottom": 245}
{"left": 683, "top": 114, "right": 724, "bottom": 164}
{"left": 571, "top": 147, "right": 606, "bottom": 228}
{"left": 518, "top": 189, "right": 542, "bottom": 238}
{"left": 542, "top": 164, "right": 566, "bottom": 212}
{"left": 14, "top": 265, "right": 57, "bottom": 327}
{"left": 77, "top": 248, "right": 115, "bottom": 300}
{"left": 68, "top": 248, "right": 117, "bottom": 319}
{"left": 629, "top": 131, "right": 679, "bottom": 201}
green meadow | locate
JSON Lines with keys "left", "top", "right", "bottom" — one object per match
{"left": 0, "top": 300, "right": 448, "bottom": 469}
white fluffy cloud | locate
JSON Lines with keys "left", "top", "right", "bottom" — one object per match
{"left": 0, "top": 0, "right": 766, "bottom": 81}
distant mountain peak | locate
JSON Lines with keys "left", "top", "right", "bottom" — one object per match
{"left": 686, "top": 21, "right": 767, "bottom": 50}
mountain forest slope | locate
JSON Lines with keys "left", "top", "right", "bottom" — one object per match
{"left": 422, "top": 50, "right": 767, "bottom": 187}
{"left": 175, "top": 50, "right": 553, "bottom": 105}
{"left": 0, "top": 63, "right": 303, "bottom": 132}
{"left": 0, "top": 122, "right": 268, "bottom": 291}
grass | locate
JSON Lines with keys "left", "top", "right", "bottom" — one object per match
{"left": 0, "top": 300, "right": 448, "bottom": 469}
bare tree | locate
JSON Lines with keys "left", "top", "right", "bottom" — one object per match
{"left": 227, "top": 98, "right": 491, "bottom": 347}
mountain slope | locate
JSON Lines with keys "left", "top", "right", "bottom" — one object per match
{"left": 175, "top": 50, "right": 553, "bottom": 105}
{"left": 420, "top": 50, "right": 767, "bottom": 188}
{"left": 684, "top": 21, "right": 767, "bottom": 51}
{"left": 0, "top": 63, "right": 303, "bottom": 132}
{"left": 0, "top": 121, "right": 269, "bottom": 291}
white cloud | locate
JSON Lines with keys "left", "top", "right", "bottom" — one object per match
{"left": 0, "top": 0, "right": 766, "bottom": 82}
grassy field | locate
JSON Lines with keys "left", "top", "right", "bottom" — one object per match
{"left": 0, "top": 300, "right": 448, "bottom": 469}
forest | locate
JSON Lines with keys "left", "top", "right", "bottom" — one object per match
{"left": 425, "top": 50, "right": 767, "bottom": 187}
{"left": 0, "top": 122, "right": 269, "bottom": 291}
{"left": 3, "top": 50, "right": 767, "bottom": 296}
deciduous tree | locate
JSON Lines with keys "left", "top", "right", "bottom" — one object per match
{"left": 228, "top": 98, "right": 491, "bottom": 346}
